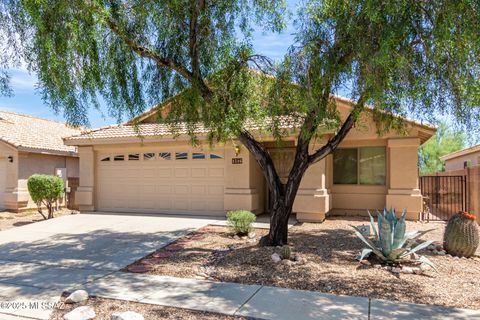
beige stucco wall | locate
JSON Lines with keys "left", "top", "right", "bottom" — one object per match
{"left": 224, "top": 144, "right": 266, "bottom": 214}
{"left": 445, "top": 151, "right": 480, "bottom": 171}
{"left": 15, "top": 153, "right": 79, "bottom": 209}
{"left": 0, "top": 146, "right": 80, "bottom": 211}
{"left": 71, "top": 100, "right": 430, "bottom": 221}
{"left": 0, "top": 142, "right": 18, "bottom": 210}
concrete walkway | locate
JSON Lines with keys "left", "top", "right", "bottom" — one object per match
{"left": 78, "top": 272, "right": 480, "bottom": 320}
{"left": 0, "top": 213, "right": 479, "bottom": 319}
{"left": 0, "top": 213, "right": 219, "bottom": 319}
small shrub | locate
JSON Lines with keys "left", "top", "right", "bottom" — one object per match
{"left": 27, "top": 174, "right": 64, "bottom": 220}
{"left": 226, "top": 210, "right": 256, "bottom": 236}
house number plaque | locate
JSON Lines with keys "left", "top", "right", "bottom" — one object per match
{"left": 232, "top": 158, "right": 243, "bottom": 164}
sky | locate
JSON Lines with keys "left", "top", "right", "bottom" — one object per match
{"left": 0, "top": 1, "right": 297, "bottom": 128}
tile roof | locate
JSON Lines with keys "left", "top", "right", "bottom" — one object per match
{"left": 64, "top": 116, "right": 301, "bottom": 143}
{"left": 0, "top": 110, "right": 81, "bottom": 155}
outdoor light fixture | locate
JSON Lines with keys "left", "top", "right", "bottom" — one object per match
{"left": 234, "top": 145, "right": 241, "bottom": 156}
{"left": 7, "top": 156, "right": 13, "bottom": 163}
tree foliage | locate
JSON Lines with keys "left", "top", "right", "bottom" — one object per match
{"left": 27, "top": 174, "right": 64, "bottom": 220}
{"left": 2, "top": 0, "right": 480, "bottom": 245}
{"left": 419, "top": 122, "right": 465, "bottom": 174}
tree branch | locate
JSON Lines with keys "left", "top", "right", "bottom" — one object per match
{"left": 308, "top": 96, "right": 366, "bottom": 165}
{"left": 238, "top": 130, "right": 283, "bottom": 198}
{"left": 86, "top": 1, "right": 212, "bottom": 99}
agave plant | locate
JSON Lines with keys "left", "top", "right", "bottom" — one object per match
{"left": 352, "top": 208, "right": 436, "bottom": 270}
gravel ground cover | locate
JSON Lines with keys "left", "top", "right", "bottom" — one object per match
{"left": 127, "top": 217, "right": 480, "bottom": 310}
{"left": 0, "top": 208, "right": 73, "bottom": 231}
{"left": 50, "top": 294, "right": 247, "bottom": 320}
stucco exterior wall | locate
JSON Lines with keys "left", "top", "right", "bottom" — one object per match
{"left": 444, "top": 151, "right": 480, "bottom": 171}
{"left": 0, "top": 149, "right": 80, "bottom": 211}
{"left": 0, "top": 142, "right": 18, "bottom": 210}
{"left": 15, "top": 153, "right": 79, "bottom": 209}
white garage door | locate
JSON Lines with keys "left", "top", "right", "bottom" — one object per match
{"left": 0, "top": 159, "right": 5, "bottom": 209}
{"left": 96, "top": 148, "right": 225, "bottom": 215}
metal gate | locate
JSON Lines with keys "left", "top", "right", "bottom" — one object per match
{"left": 420, "top": 175, "right": 468, "bottom": 221}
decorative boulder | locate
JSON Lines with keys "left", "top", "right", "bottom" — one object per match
{"left": 63, "top": 306, "right": 95, "bottom": 320}
{"left": 271, "top": 253, "right": 281, "bottom": 263}
{"left": 65, "top": 290, "right": 89, "bottom": 304}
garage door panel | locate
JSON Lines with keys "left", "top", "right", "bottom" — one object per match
{"left": 191, "top": 185, "right": 206, "bottom": 195}
{"left": 174, "top": 168, "right": 189, "bottom": 178}
{"left": 174, "top": 185, "right": 189, "bottom": 194}
{"left": 96, "top": 149, "right": 225, "bottom": 215}
{"left": 173, "top": 199, "right": 189, "bottom": 210}
{"left": 209, "top": 200, "right": 224, "bottom": 211}
{"left": 209, "top": 168, "right": 224, "bottom": 177}
{"left": 157, "top": 168, "right": 173, "bottom": 177}
{"left": 156, "top": 185, "right": 173, "bottom": 194}
{"left": 208, "top": 185, "right": 224, "bottom": 195}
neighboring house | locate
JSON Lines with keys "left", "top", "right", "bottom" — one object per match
{"left": 440, "top": 144, "right": 480, "bottom": 171}
{"left": 0, "top": 110, "right": 81, "bottom": 211}
{"left": 64, "top": 96, "right": 435, "bottom": 221}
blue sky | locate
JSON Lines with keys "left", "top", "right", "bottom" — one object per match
{"left": 0, "top": 1, "right": 297, "bottom": 128}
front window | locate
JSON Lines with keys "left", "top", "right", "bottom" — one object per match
{"left": 333, "top": 147, "right": 386, "bottom": 185}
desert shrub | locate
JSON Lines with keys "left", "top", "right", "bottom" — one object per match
{"left": 226, "top": 210, "right": 256, "bottom": 236}
{"left": 27, "top": 174, "right": 64, "bottom": 220}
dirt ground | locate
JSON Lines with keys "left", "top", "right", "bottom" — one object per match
{"left": 127, "top": 217, "right": 480, "bottom": 310}
{"left": 50, "top": 294, "right": 247, "bottom": 320}
{"left": 0, "top": 208, "right": 74, "bottom": 231}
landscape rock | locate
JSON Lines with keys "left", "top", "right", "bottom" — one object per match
{"left": 401, "top": 266, "right": 414, "bottom": 274}
{"left": 413, "top": 267, "right": 423, "bottom": 275}
{"left": 420, "top": 263, "right": 432, "bottom": 272}
{"left": 360, "top": 260, "right": 371, "bottom": 266}
{"left": 427, "top": 244, "right": 436, "bottom": 251}
{"left": 373, "top": 264, "right": 382, "bottom": 269}
{"left": 281, "top": 259, "right": 294, "bottom": 266}
{"left": 248, "top": 232, "right": 256, "bottom": 239}
{"left": 111, "top": 311, "right": 145, "bottom": 320}
{"left": 271, "top": 253, "right": 282, "bottom": 263}
{"left": 435, "top": 250, "right": 446, "bottom": 256}
{"left": 63, "top": 306, "right": 95, "bottom": 320}
{"left": 391, "top": 267, "right": 402, "bottom": 273}
{"left": 65, "top": 290, "right": 89, "bottom": 304}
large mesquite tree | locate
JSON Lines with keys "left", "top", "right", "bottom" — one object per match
{"left": 1, "top": 0, "right": 480, "bottom": 245}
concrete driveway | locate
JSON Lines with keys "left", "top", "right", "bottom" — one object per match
{"left": 0, "top": 212, "right": 220, "bottom": 319}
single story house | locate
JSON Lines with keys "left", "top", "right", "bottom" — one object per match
{"left": 440, "top": 144, "right": 480, "bottom": 171}
{"left": 0, "top": 110, "right": 81, "bottom": 211}
{"left": 64, "top": 96, "right": 435, "bottom": 221}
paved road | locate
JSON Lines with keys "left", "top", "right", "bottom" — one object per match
{"left": 0, "top": 213, "right": 218, "bottom": 319}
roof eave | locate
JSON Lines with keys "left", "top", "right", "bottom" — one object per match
{"left": 16, "top": 146, "right": 78, "bottom": 157}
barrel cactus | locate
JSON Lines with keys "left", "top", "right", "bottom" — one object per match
{"left": 281, "top": 245, "right": 292, "bottom": 260}
{"left": 352, "top": 208, "right": 436, "bottom": 269}
{"left": 443, "top": 212, "right": 479, "bottom": 258}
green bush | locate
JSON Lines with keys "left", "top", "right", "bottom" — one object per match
{"left": 27, "top": 174, "right": 64, "bottom": 220}
{"left": 226, "top": 210, "right": 256, "bottom": 236}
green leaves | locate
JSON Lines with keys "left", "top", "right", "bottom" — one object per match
{"left": 27, "top": 174, "right": 64, "bottom": 204}
{"left": 1, "top": 0, "right": 286, "bottom": 127}
{"left": 353, "top": 208, "right": 436, "bottom": 269}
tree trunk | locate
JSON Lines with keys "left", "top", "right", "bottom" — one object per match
{"left": 260, "top": 196, "right": 292, "bottom": 246}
